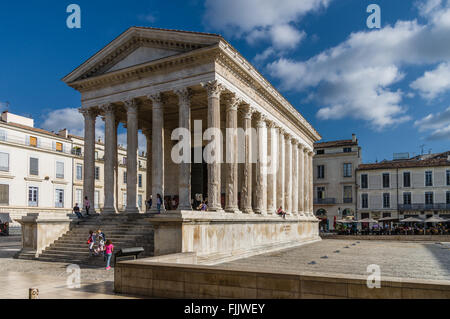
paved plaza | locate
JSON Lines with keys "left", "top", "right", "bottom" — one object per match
{"left": 0, "top": 237, "right": 138, "bottom": 299}
{"left": 222, "top": 239, "right": 450, "bottom": 282}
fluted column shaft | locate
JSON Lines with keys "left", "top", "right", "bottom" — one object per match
{"left": 149, "top": 93, "right": 165, "bottom": 213}
{"left": 225, "top": 95, "right": 240, "bottom": 212}
{"left": 254, "top": 115, "right": 267, "bottom": 214}
{"left": 203, "top": 81, "right": 224, "bottom": 211}
{"left": 308, "top": 151, "right": 314, "bottom": 214}
{"left": 276, "top": 129, "right": 285, "bottom": 211}
{"left": 284, "top": 134, "right": 292, "bottom": 215}
{"left": 241, "top": 105, "right": 253, "bottom": 213}
{"left": 80, "top": 108, "right": 96, "bottom": 213}
{"left": 142, "top": 129, "right": 152, "bottom": 211}
{"left": 266, "top": 123, "right": 277, "bottom": 214}
{"left": 303, "top": 149, "right": 309, "bottom": 215}
{"left": 175, "top": 88, "right": 192, "bottom": 210}
{"left": 298, "top": 144, "right": 305, "bottom": 215}
{"left": 102, "top": 104, "right": 117, "bottom": 214}
{"left": 292, "top": 140, "right": 299, "bottom": 215}
{"left": 124, "top": 100, "right": 139, "bottom": 214}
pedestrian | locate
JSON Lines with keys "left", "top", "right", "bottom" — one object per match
{"left": 73, "top": 203, "right": 83, "bottom": 219}
{"left": 277, "top": 206, "right": 286, "bottom": 219}
{"left": 146, "top": 195, "right": 152, "bottom": 211}
{"left": 84, "top": 196, "right": 91, "bottom": 216}
{"left": 87, "top": 230, "right": 96, "bottom": 256}
{"left": 157, "top": 194, "right": 162, "bottom": 213}
{"left": 105, "top": 240, "right": 114, "bottom": 270}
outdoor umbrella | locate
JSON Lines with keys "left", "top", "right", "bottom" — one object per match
{"left": 378, "top": 217, "right": 398, "bottom": 221}
{"left": 424, "top": 216, "right": 447, "bottom": 223}
{"left": 336, "top": 220, "right": 355, "bottom": 223}
{"left": 400, "top": 217, "right": 424, "bottom": 223}
{"left": 357, "top": 218, "right": 378, "bottom": 223}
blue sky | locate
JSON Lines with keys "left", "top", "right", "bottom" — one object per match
{"left": 0, "top": 0, "right": 449, "bottom": 162}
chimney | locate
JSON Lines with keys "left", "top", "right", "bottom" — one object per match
{"left": 352, "top": 134, "right": 356, "bottom": 143}
{"left": 57, "top": 129, "right": 68, "bottom": 138}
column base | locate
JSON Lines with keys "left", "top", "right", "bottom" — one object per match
{"left": 241, "top": 208, "right": 254, "bottom": 214}
{"left": 149, "top": 206, "right": 166, "bottom": 214}
{"left": 125, "top": 207, "right": 140, "bottom": 214}
{"left": 225, "top": 207, "right": 242, "bottom": 214}
{"left": 178, "top": 205, "right": 192, "bottom": 211}
{"left": 101, "top": 207, "right": 118, "bottom": 215}
{"left": 266, "top": 206, "right": 276, "bottom": 215}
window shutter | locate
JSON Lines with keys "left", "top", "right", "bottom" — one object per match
{"left": 0, "top": 184, "right": 9, "bottom": 205}
{"left": 0, "top": 153, "right": 9, "bottom": 171}
{"left": 30, "top": 158, "right": 39, "bottom": 175}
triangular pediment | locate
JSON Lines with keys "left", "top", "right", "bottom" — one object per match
{"left": 63, "top": 27, "right": 222, "bottom": 83}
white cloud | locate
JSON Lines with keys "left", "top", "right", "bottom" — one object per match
{"left": 410, "top": 62, "right": 450, "bottom": 100}
{"left": 138, "top": 13, "right": 157, "bottom": 23}
{"left": 204, "top": 0, "right": 330, "bottom": 59}
{"left": 267, "top": 0, "right": 450, "bottom": 129}
{"left": 414, "top": 106, "right": 450, "bottom": 140}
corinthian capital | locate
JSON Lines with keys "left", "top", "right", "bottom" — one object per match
{"left": 148, "top": 92, "right": 164, "bottom": 108}
{"left": 99, "top": 103, "right": 115, "bottom": 114}
{"left": 201, "top": 80, "right": 224, "bottom": 99}
{"left": 174, "top": 87, "right": 192, "bottom": 105}
{"left": 241, "top": 104, "right": 254, "bottom": 120}
{"left": 224, "top": 93, "right": 242, "bottom": 112}
{"left": 79, "top": 107, "right": 98, "bottom": 118}
{"left": 123, "top": 99, "right": 139, "bottom": 113}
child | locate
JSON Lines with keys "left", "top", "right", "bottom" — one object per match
{"left": 95, "top": 236, "right": 105, "bottom": 257}
{"left": 87, "top": 230, "right": 96, "bottom": 256}
{"left": 105, "top": 240, "right": 114, "bottom": 270}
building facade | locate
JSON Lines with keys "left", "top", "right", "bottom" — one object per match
{"left": 356, "top": 152, "right": 450, "bottom": 220}
{"left": 0, "top": 112, "right": 74, "bottom": 234}
{"left": 313, "top": 135, "right": 361, "bottom": 230}
{"left": 0, "top": 112, "right": 147, "bottom": 234}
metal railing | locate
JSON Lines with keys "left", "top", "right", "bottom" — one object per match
{"left": 0, "top": 134, "right": 71, "bottom": 154}
{"left": 314, "top": 198, "right": 336, "bottom": 205}
{"left": 398, "top": 203, "right": 450, "bottom": 211}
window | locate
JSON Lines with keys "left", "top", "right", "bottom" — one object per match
{"left": 383, "top": 193, "right": 390, "bottom": 208}
{"left": 446, "top": 170, "right": 450, "bottom": 186}
{"left": 95, "top": 151, "right": 99, "bottom": 160}
{"left": 29, "top": 136, "right": 37, "bottom": 147}
{"left": 72, "top": 147, "right": 82, "bottom": 156}
{"left": 316, "top": 150, "right": 324, "bottom": 155}
{"left": 55, "top": 142, "right": 63, "bottom": 152}
{"left": 55, "top": 189, "right": 64, "bottom": 208}
{"left": 361, "top": 194, "right": 368, "bottom": 209}
{"left": 361, "top": 174, "right": 368, "bottom": 189}
{"left": 0, "top": 152, "right": 9, "bottom": 172}
{"left": 138, "top": 174, "right": 142, "bottom": 188}
{"left": 317, "top": 165, "right": 325, "bottom": 179}
{"left": 94, "top": 191, "right": 100, "bottom": 209}
{"left": 343, "top": 186, "right": 352, "bottom": 203}
{"left": 123, "top": 192, "right": 127, "bottom": 208}
{"left": 425, "top": 192, "right": 434, "bottom": 205}
{"left": 382, "top": 173, "right": 390, "bottom": 188}
{"left": 425, "top": 171, "right": 433, "bottom": 187}
{"left": 123, "top": 171, "right": 127, "bottom": 184}
{"left": 343, "top": 163, "right": 352, "bottom": 177}
{"left": 123, "top": 157, "right": 127, "bottom": 165}
{"left": 29, "top": 157, "right": 39, "bottom": 176}
{"left": 56, "top": 161, "right": 64, "bottom": 179}
{"left": 95, "top": 166, "right": 100, "bottom": 180}
{"left": 403, "top": 172, "right": 411, "bottom": 188}
{"left": 383, "top": 212, "right": 391, "bottom": 218}
{"left": 0, "top": 130, "right": 6, "bottom": 141}
{"left": 138, "top": 195, "right": 143, "bottom": 209}
{"left": 343, "top": 147, "right": 352, "bottom": 153}
{"left": 28, "top": 186, "right": 38, "bottom": 207}
{"left": 447, "top": 191, "right": 450, "bottom": 204}
{"left": 76, "top": 189, "right": 82, "bottom": 206}
{"left": 403, "top": 192, "right": 411, "bottom": 205}
{"left": 361, "top": 213, "right": 370, "bottom": 219}
{"left": 76, "top": 164, "right": 82, "bottom": 180}
{"left": 317, "top": 187, "right": 325, "bottom": 199}
{"left": 0, "top": 184, "right": 9, "bottom": 205}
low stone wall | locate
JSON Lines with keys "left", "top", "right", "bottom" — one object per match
{"left": 115, "top": 258, "right": 450, "bottom": 299}
{"left": 146, "top": 211, "right": 320, "bottom": 260}
{"left": 321, "top": 234, "right": 450, "bottom": 241}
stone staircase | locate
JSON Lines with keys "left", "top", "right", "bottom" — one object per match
{"left": 18, "top": 213, "right": 155, "bottom": 266}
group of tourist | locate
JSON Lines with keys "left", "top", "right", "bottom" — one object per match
{"left": 73, "top": 196, "right": 92, "bottom": 219}
{"left": 86, "top": 229, "right": 114, "bottom": 270}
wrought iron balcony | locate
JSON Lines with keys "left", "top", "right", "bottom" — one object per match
{"left": 343, "top": 198, "right": 353, "bottom": 204}
{"left": 398, "top": 203, "right": 450, "bottom": 211}
{"left": 314, "top": 198, "right": 336, "bottom": 205}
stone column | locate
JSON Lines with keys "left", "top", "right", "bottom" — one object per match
{"left": 241, "top": 105, "right": 254, "bottom": 214}
{"left": 254, "top": 113, "right": 267, "bottom": 215}
{"left": 224, "top": 94, "right": 240, "bottom": 213}
{"left": 79, "top": 107, "right": 97, "bottom": 213}
{"left": 175, "top": 88, "right": 192, "bottom": 211}
{"left": 298, "top": 143, "right": 305, "bottom": 216}
{"left": 303, "top": 148, "right": 309, "bottom": 215}
{"left": 149, "top": 93, "right": 165, "bottom": 213}
{"left": 291, "top": 139, "right": 299, "bottom": 215}
{"left": 101, "top": 103, "right": 117, "bottom": 214}
{"left": 284, "top": 134, "right": 292, "bottom": 215}
{"left": 124, "top": 99, "right": 139, "bottom": 214}
{"left": 114, "top": 119, "right": 119, "bottom": 211}
{"left": 266, "top": 121, "right": 277, "bottom": 215}
{"left": 276, "top": 128, "right": 285, "bottom": 211}
{"left": 142, "top": 128, "right": 152, "bottom": 211}
{"left": 308, "top": 150, "right": 314, "bottom": 215}
{"left": 202, "top": 80, "right": 224, "bottom": 212}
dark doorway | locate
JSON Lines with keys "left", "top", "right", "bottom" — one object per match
{"left": 191, "top": 147, "right": 207, "bottom": 209}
